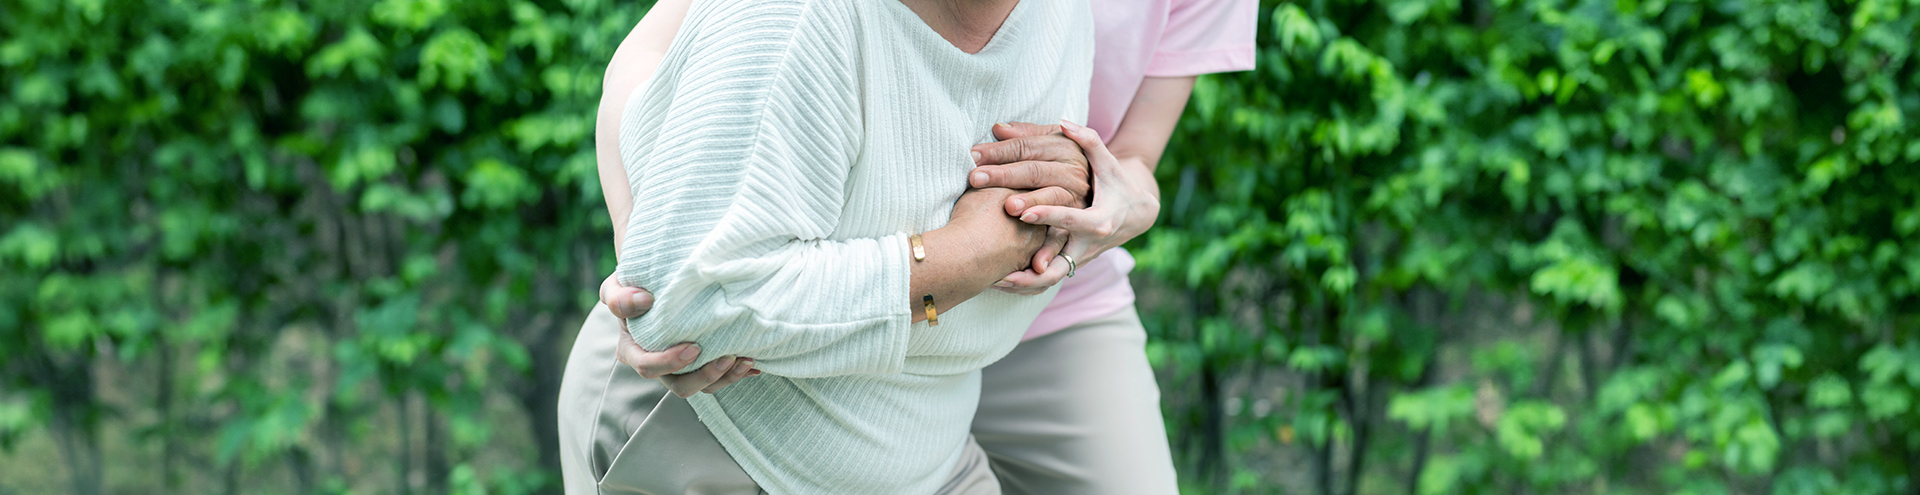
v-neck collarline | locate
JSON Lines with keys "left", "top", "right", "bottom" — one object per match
{"left": 882, "top": 0, "right": 1032, "bottom": 57}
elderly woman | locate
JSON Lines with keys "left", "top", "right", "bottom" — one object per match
{"left": 565, "top": 0, "right": 1096, "bottom": 493}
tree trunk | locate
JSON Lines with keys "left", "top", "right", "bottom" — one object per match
{"left": 398, "top": 394, "right": 413, "bottom": 495}
{"left": 1406, "top": 428, "right": 1431, "bottom": 495}
{"left": 1344, "top": 381, "right": 1371, "bottom": 495}
{"left": 515, "top": 311, "right": 566, "bottom": 482}
{"left": 50, "top": 410, "right": 102, "bottom": 495}
{"left": 159, "top": 338, "right": 180, "bottom": 491}
{"left": 31, "top": 353, "right": 101, "bottom": 495}
{"left": 427, "top": 408, "right": 447, "bottom": 494}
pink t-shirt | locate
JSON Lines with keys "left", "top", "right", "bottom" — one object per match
{"left": 1020, "top": 0, "right": 1257, "bottom": 341}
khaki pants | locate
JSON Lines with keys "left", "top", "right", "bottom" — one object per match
{"left": 973, "top": 308, "right": 1178, "bottom": 495}
{"left": 556, "top": 304, "right": 1176, "bottom": 495}
{"left": 556, "top": 305, "right": 998, "bottom": 495}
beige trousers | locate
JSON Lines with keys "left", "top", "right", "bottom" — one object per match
{"left": 556, "top": 304, "right": 1176, "bottom": 495}
{"left": 972, "top": 308, "right": 1178, "bottom": 495}
{"left": 556, "top": 304, "right": 999, "bottom": 495}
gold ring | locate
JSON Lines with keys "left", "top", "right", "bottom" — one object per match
{"left": 1061, "top": 254, "right": 1077, "bottom": 278}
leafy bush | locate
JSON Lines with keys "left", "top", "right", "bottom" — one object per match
{"left": 5, "top": 0, "right": 1917, "bottom": 493}
{"left": 1142, "top": 0, "right": 1918, "bottom": 492}
{"left": 1, "top": 0, "right": 640, "bottom": 492}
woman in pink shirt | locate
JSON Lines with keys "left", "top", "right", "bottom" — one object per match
{"left": 562, "top": 0, "right": 1256, "bottom": 493}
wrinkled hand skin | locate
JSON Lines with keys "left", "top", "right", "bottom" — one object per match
{"left": 600, "top": 275, "right": 758, "bottom": 397}
{"left": 949, "top": 187, "right": 1053, "bottom": 273}
{"left": 966, "top": 122, "right": 1090, "bottom": 296}
{"left": 980, "top": 120, "right": 1161, "bottom": 296}
{"left": 970, "top": 122, "right": 1092, "bottom": 211}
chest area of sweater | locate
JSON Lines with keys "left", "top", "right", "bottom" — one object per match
{"left": 832, "top": 97, "right": 1076, "bottom": 238}
{"left": 831, "top": 54, "right": 1088, "bottom": 236}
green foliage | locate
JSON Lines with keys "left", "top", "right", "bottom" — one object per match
{"left": 1145, "top": 0, "right": 1920, "bottom": 492}
{"left": 6, "top": 0, "right": 1918, "bottom": 492}
{"left": 1, "top": 0, "right": 642, "bottom": 492}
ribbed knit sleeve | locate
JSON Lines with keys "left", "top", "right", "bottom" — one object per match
{"left": 613, "top": 0, "right": 910, "bottom": 378}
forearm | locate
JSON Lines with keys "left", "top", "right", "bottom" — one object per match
{"left": 908, "top": 220, "right": 1034, "bottom": 322}
{"left": 626, "top": 233, "right": 916, "bottom": 378}
{"left": 629, "top": 223, "right": 1030, "bottom": 377}
{"left": 1105, "top": 75, "right": 1195, "bottom": 175}
{"left": 1064, "top": 75, "right": 1192, "bottom": 249}
{"left": 624, "top": 195, "right": 1038, "bottom": 378}
{"left": 1114, "top": 155, "right": 1162, "bottom": 201}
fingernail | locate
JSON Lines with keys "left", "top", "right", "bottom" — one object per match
{"left": 629, "top": 293, "right": 651, "bottom": 312}
{"left": 734, "top": 360, "right": 753, "bottom": 374}
{"left": 1021, "top": 212, "right": 1039, "bottom": 222}
{"left": 749, "top": 369, "right": 762, "bottom": 376}
{"left": 1010, "top": 198, "right": 1025, "bottom": 210}
{"left": 972, "top": 171, "right": 988, "bottom": 185}
{"left": 996, "top": 122, "right": 1011, "bottom": 129}
{"left": 994, "top": 280, "right": 1012, "bottom": 288}
{"left": 679, "top": 344, "right": 701, "bottom": 361}
{"left": 1058, "top": 119, "right": 1081, "bottom": 132}
{"left": 970, "top": 150, "right": 982, "bottom": 163}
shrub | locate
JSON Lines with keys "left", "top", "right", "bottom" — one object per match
{"left": 1142, "top": 0, "right": 1918, "bottom": 492}
{"left": 1, "top": 0, "right": 638, "bottom": 492}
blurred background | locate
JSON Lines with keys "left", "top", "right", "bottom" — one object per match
{"left": 2, "top": 0, "right": 1917, "bottom": 493}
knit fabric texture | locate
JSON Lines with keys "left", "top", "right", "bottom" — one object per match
{"left": 613, "top": 0, "right": 1092, "bottom": 493}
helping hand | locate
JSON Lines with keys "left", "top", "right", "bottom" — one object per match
{"left": 997, "top": 120, "right": 1159, "bottom": 294}
{"left": 968, "top": 121, "right": 1158, "bottom": 294}
{"left": 600, "top": 275, "right": 759, "bottom": 397}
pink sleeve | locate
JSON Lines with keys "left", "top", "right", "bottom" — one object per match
{"left": 1145, "top": 0, "right": 1258, "bottom": 77}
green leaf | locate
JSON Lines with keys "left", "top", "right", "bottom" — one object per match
{"left": 419, "top": 28, "right": 493, "bottom": 90}
{"left": 1387, "top": 385, "right": 1474, "bottom": 434}
{"left": 1861, "top": 383, "right": 1911, "bottom": 420}
{"left": 1271, "top": 5, "right": 1324, "bottom": 54}
{"left": 1806, "top": 374, "right": 1853, "bottom": 408}
{"left": 1494, "top": 402, "right": 1567, "bottom": 459}
{"left": 1287, "top": 346, "right": 1346, "bottom": 372}
{"left": 1622, "top": 403, "right": 1668, "bottom": 441}
{"left": 1752, "top": 343, "right": 1804, "bottom": 389}
{"left": 462, "top": 158, "right": 536, "bottom": 209}
{"left": 1726, "top": 418, "right": 1780, "bottom": 472}
{"left": 0, "top": 223, "right": 58, "bottom": 268}
{"left": 306, "top": 27, "right": 386, "bottom": 80}
{"left": 372, "top": 0, "right": 448, "bottom": 30}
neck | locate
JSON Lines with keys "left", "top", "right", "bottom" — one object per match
{"left": 897, "top": 0, "right": 1020, "bottom": 54}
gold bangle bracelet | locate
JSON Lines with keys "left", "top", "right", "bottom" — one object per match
{"left": 923, "top": 294, "right": 939, "bottom": 326}
{"left": 909, "top": 234, "right": 927, "bottom": 262}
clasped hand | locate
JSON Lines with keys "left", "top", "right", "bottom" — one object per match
{"left": 969, "top": 120, "right": 1158, "bottom": 295}
{"left": 604, "top": 119, "right": 1155, "bottom": 396}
